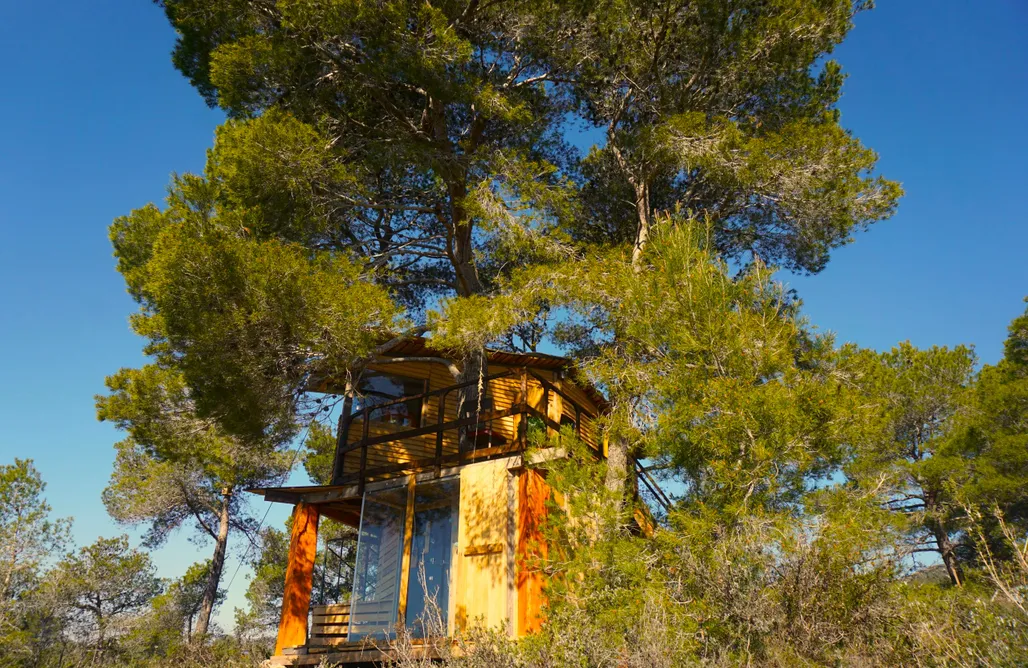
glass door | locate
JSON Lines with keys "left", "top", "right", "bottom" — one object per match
{"left": 404, "top": 479, "right": 460, "bottom": 637}
{"left": 348, "top": 486, "right": 408, "bottom": 640}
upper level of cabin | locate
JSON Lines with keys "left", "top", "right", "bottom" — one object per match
{"left": 326, "top": 339, "right": 608, "bottom": 493}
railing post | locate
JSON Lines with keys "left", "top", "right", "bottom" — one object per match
{"left": 543, "top": 387, "right": 551, "bottom": 438}
{"left": 520, "top": 368, "right": 528, "bottom": 450}
{"left": 419, "top": 378, "right": 430, "bottom": 428}
{"left": 435, "top": 391, "right": 446, "bottom": 474}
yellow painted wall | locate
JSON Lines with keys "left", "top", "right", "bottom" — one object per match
{"left": 454, "top": 459, "right": 511, "bottom": 632}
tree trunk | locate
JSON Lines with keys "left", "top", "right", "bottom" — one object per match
{"left": 605, "top": 176, "right": 652, "bottom": 501}
{"left": 933, "top": 519, "right": 963, "bottom": 587}
{"left": 457, "top": 347, "right": 488, "bottom": 451}
{"left": 193, "top": 487, "right": 232, "bottom": 638}
{"left": 435, "top": 99, "right": 489, "bottom": 450}
{"left": 630, "top": 180, "right": 652, "bottom": 272}
{"left": 94, "top": 605, "right": 105, "bottom": 664}
{"left": 605, "top": 434, "right": 630, "bottom": 496}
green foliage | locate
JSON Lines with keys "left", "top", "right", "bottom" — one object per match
{"left": 0, "top": 459, "right": 71, "bottom": 666}
{"left": 438, "top": 220, "right": 856, "bottom": 514}
{"left": 948, "top": 301, "right": 1028, "bottom": 562}
{"left": 554, "top": 0, "right": 901, "bottom": 272}
{"left": 124, "top": 562, "right": 220, "bottom": 657}
{"left": 515, "top": 443, "right": 909, "bottom": 667}
{"left": 97, "top": 363, "right": 293, "bottom": 639}
{"left": 111, "top": 191, "right": 400, "bottom": 444}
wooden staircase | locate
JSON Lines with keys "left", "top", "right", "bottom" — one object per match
{"left": 268, "top": 603, "right": 444, "bottom": 666}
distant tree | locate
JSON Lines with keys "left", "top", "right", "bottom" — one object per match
{"left": 235, "top": 423, "right": 355, "bottom": 640}
{"left": 0, "top": 459, "right": 71, "bottom": 665}
{"left": 0, "top": 459, "right": 70, "bottom": 602}
{"left": 52, "top": 535, "right": 162, "bottom": 658}
{"left": 172, "top": 561, "right": 225, "bottom": 642}
{"left": 126, "top": 561, "right": 224, "bottom": 659}
{"left": 844, "top": 342, "right": 978, "bottom": 586}
{"left": 97, "top": 364, "right": 291, "bottom": 639}
{"left": 950, "top": 300, "right": 1028, "bottom": 561}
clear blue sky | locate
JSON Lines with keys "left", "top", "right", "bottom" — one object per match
{"left": 0, "top": 1, "right": 1025, "bottom": 629}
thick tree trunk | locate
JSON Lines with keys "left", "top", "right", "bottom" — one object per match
{"left": 194, "top": 487, "right": 232, "bottom": 638}
{"left": 436, "top": 105, "right": 489, "bottom": 449}
{"left": 605, "top": 434, "right": 630, "bottom": 496}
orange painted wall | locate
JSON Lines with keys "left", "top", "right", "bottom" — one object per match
{"left": 275, "top": 503, "right": 320, "bottom": 655}
{"left": 516, "top": 469, "right": 551, "bottom": 636}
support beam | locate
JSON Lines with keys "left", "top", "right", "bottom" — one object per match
{"left": 517, "top": 469, "right": 550, "bottom": 636}
{"left": 395, "top": 476, "right": 417, "bottom": 626}
{"left": 275, "top": 503, "right": 321, "bottom": 655}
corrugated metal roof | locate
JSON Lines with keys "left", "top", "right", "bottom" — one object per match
{"left": 382, "top": 337, "right": 571, "bottom": 370}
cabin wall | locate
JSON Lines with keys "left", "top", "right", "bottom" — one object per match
{"left": 454, "top": 458, "right": 511, "bottom": 632}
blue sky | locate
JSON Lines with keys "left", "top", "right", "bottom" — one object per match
{"left": 0, "top": 1, "right": 1025, "bottom": 628}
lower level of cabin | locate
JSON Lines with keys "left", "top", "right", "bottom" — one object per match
{"left": 264, "top": 454, "right": 554, "bottom": 667}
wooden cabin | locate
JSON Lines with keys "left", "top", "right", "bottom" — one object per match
{"left": 253, "top": 339, "right": 667, "bottom": 666}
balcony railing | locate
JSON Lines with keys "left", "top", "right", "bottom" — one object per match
{"left": 335, "top": 368, "right": 602, "bottom": 494}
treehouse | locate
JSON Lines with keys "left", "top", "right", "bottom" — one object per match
{"left": 253, "top": 338, "right": 668, "bottom": 666}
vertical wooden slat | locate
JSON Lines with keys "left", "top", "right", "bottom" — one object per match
{"left": 519, "top": 368, "right": 529, "bottom": 449}
{"left": 419, "top": 378, "right": 430, "bottom": 428}
{"left": 275, "top": 503, "right": 320, "bottom": 655}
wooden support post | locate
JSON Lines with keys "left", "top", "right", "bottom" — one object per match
{"left": 275, "top": 503, "right": 320, "bottom": 656}
{"left": 435, "top": 393, "right": 446, "bottom": 474}
{"left": 395, "top": 476, "right": 417, "bottom": 629}
{"left": 517, "top": 469, "right": 550, "bottom": 636}
{"left": 358, "top": 407, "right": 370, "bottom": 496}
{"left": 419, "top": 378, "right": 430, "bottom": 428}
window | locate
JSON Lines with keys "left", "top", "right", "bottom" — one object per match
{"left": 356, "top": 373, "right": 425, "bottom": 428}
